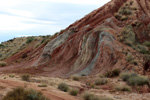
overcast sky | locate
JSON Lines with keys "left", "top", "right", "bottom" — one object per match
{"left": 0, "top": 0, "right": 110, "bottom": 43}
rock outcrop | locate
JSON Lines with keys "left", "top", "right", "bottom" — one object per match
{"left": 1, "top": 0, "right": 150, "bottom": 77}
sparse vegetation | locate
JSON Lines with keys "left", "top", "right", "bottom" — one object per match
{"left": 38, "top": 84, "right": 47, "bottom": 87}
{"left": 115, "top": 1, "right": 137, "bottom": 22}
{"left": 115, "top": 85, "right": 131, "bottom": 92}
{"left": 21, "top": 74, "right": 30, "bottom": 82}
{"left": 120, "top": 72, "right": 137, "bottom": 81}
{"left": 95, "top": 78, "right": 108, "bottom": 85}
{"left": 0, "top": 44, "right": 5, "bottom": 48}
{"left": 9, "top": 75, "right": 15, "bottom": 78}
{"left": 121, "top": 15, "right": 128, "bottom": 21}
{"left": 58, "top": 83, "right": 69, "bottom": 92}
{"left": 131, "top": 60, "right": 138, "bottom": 65}
{"left": 72, "top": 75, "right": 80, "bottom": 81}
{"left": 144, "top": 41, "right": 150, "bottom": 47}
{"left": 119, "top": 7, "right": 132, "bottom": 15}
{"left": 26, "top": 37, "right": 35, "bottom": 44}
{"left": 83, "top": 92, "right": 113, "bottom": 100}
{"left": 139, "top": 46, "right": 150, "bottom": 54}
{"left": 130, "top": 1, "right": 134, "bottom": 5}
{"left": 69, "top": 88, "right": 79, "bottom": 96}
{"left": 126, "top": 55, "right": 134, "bottom": 62}
{"left": 105, "top": 69, "right": 121, "bottom": 77}
{"left": 120, "top": 72, "right": 149, "bottom": 86}
{"left": 22, "top": 53, "right": 28, "bottom": 58}
{"left": 83, "top": 93, "right": 94, "bottom": 100}
{"left": 2, "top": 87, "right": 50, "bottom": 100}
{"left": 0, "top": 61, "right": 7, "bottom": 67}
{"left": 128, "top": 75, "right": 149, "bottom": 86}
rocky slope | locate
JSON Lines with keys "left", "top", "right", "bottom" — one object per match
{"left": 1, "top": 0, "right": 150, "bottom": 77}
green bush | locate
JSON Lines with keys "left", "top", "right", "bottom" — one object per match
{"left": 114, "top": 13, "right": 121, "bottom": 20}
{"left": 83, "top": 93, "right": 94, "bottom": 100}
{"left": 119, "top": 8, "right": 132, "bottom": 15}
{"left": 120, "top": 72, "right": 149, "bottom": 86}
{"left": 121, "top": 15, "right": 128, "bottom": 21}
{"left": 69, "top": 88, "right": 79, "bottom": 96}
{"left": 38, "top": 84, "right": 47, "bottom": 87}
{"left": 0, "top": 44, "right": 5, "bottom": 48}
{"left": 144, "top": 41, "right": 150, "bottom": 47}
{"left": 115, "top": 85, "right": 131, "bottom": 92}
{"left": 105, "top": 69, "right": 121, "bottom": 77}
{"left": 126, "top": 55, "right": 133, "bottom": 62}
{"left": 2, "top": 87, "right": 50, "bottom": 100}
{"left": 120, "top": 72, "right": 137, "bottom": 81}
{"left": 131, "top": 60, "right": 138, "bottom": 65}
{"left": 72, "top": 75, "right": 80, "bottom": 81}
{"left": 9, "top": 75, "right": 15, "bottom": 78}
{"left": 130, "top": 1, "right": 134, "bottom": 5}
{"left": 139, "top": 47, "right": 150, "bottom": 54}
{"left": 128, "top": 75, "right": 149, "bottom": 86}
{"left": 83, "top": 93, "right": 113, "bottom": 100}
{"left": 58, "top": 83, "right": 69, "bottom": 92}
{"left": 21, "top": 74, "right": 30, "bottom": 82}
{"left": 0, "top": 61, "right": 7, "bottom": 67}
{"left": 26, "top": 37, "right": 34, "bottom": 44}
{"left": 95, "top": 78, "right": 108, "bottom": 85}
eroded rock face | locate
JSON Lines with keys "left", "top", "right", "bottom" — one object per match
{"left": 2, "top": 0, "right": 150, "bottom": 77}
{"left": 29, "top": 0, "right": 150, "bottom": 77}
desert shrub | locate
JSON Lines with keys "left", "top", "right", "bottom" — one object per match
{"left": 131, "top": 7, "right": 137, "bottom": 10}
{"left": 38, "top": 84, "right": 47, "bottom": 87}
{"left": 130, "top": 1, "right": 134, "bottom": 5}
{"left": 128, "top": 75, "right": 149, "bottom": 86}
{"left": 0, "top": 61, "right": 7, "bottom": 67}
{"left": 119, "top": 8, "right": 132, "bottom": 15}
{"left": 9, "top": 75, "right": 15, "bottom": 78}
{"left": 126, "top": 55, "right": 133, "bottom": 62}
{"left": 105, "top": 69, "right": 121, "bottom": 78}
{"left": 115, "top": 85, "right": 131, "bottom": 92}
{"left": 69, "top": 88, "right": 79, "bottom": 96}
{"left": 2, "top": 87, "right": 49, "bottom": 100}
{"left": 91, "top": 96, "right": 100, "bottom": 100}
{"left": 121, "top": 15, "right": 128, "bottom": 21}
{"left": 26, "top": 37, "right": 34, "bottom": 44}
{"left": 83, "top": 93, "right": 113, "bottom": 100}
{"left": 99, "top": 97, "right": 113, "bottom": 100}
{"left": 114, "top": 13, "right": 121, "bottom": 20}
{"left": 144, "top": 41, "right": 150, "bottom": 47}
{"left": 22, "top": 53, "right": 28, "bottom": 58}
{"left": 120, "top": 72, "right": 149, "bottom": 86}
{"left": 0, "top": 44, "right": 5, "bottom": 48}
{"left": 120, "top": 72, "right": 137, "bottom": 81}
{"left": 131, "top": 60, "right": 138, "bottom": 65}
{"left": 95, "top": 78, "right": 108, "bottom": 85}
{"left": 140, "top": 48, "right": 150, "bottom": 54}
{"left": 83, "top": 93, "right": 94, "bottom": 100}
{"left": 21, "top": 74, "right": 30, "bottom": 82}
{"left": 58, "top": 83, "right": 69, "bottom": 92}
{"left": 72, "top": 75, "right": 80, "bottom": 81}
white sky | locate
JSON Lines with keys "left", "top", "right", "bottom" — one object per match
{"left": 0, "top": 0, "right": 111, "bottom": 42}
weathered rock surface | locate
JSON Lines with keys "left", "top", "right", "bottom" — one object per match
{"left": 1, "top": 0, "right": 150, "bottom": 77}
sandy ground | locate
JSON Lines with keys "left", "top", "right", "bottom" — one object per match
{"left": 0, "top": 74, "right": 81, "bottom": 100}
{"left": 0, "top": 74, "right": 150, "bottom": 100}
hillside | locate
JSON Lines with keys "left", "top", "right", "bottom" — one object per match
{"left": 0, "top": 0, "right": 150, "bottom": 77}
{"left": 0, "top": 0, "right": 150, "bottom": 100}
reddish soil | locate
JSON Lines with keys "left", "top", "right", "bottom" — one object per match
{"left": 0, "top": 78, "right": 80, "bottom": 100}
{"left": 1, "top": 0, "right": 150, "bottom": 77}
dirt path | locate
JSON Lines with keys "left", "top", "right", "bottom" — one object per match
{"left": 0, "top": 79, "right": 80, "bottom": 100}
